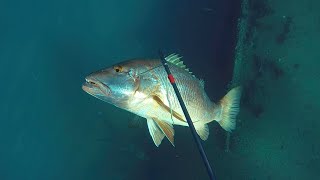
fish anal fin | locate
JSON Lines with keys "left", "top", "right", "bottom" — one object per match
{"left": 147, "top": 118, "right": 165, "bottom": 147}
{"left": 194, "top": 123, "right": 209, "bottom": 140}
{"left": 152, "top": 117, "right": 175, "bottom": 146}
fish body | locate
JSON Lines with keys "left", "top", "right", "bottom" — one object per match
{"left": 82, "top": 54, "right": 241, "bottom": 147}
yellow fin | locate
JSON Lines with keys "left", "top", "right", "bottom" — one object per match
{"left": 165, "top": 53, "right": 203, "bottom": 80}
{"left": 147, "top": 118, "right": 165, "bottom": 147}
{"left": 153, "top": 117, "right": 175, "bottom": 146}
{"left": 194, "top": 123, "right": 209, "bottom": 140}
{"left": 165, "top": 53, "right": 192, "bottom": 74}
{"left": 217, "top": 86, "right": 242, "bottom": 132}
{"left": 152, "top": 95, "right": 186, "bottom": 123}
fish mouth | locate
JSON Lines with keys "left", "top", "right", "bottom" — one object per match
{"left": 82, "top": 78, "right": 111, "bottom": 96}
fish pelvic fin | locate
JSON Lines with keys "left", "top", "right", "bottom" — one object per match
{"left": 215, "top": 86, "right": 242, "bottom": 132}
{"left": 147, "top": 118, "right": 165, "bottom": 147}
{"left": 153, "top": 117, "right": 175, "bottom": 146}
{"left": 147, "top": 117, "right": 175, "bottom": 147}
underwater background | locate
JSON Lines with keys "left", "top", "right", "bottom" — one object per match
{"left": 0, "top": 0, "right": 319, "bottom": 179}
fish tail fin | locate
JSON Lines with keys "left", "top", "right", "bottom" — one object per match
{"left": 214, "top": 86, "right": 242, "bottom": 132}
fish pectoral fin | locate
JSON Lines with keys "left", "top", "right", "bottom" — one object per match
{"left": 152, "top": 117, "right": 175, "bottom": 146}
{"left": 194, "top": 123, "right": 209, "bottom": 141}
{"left": 147, "top": 118, "right": 165, "bottom": 147}
{"left": 152, "top": 95, "right": 186, "bottom": 123}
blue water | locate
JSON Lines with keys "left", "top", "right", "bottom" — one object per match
{"left": 0, "top": 0, "right": 240, "bottom": 179}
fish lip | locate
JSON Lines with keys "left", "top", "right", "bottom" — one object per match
{"left": 99, "top": 81, "right": 111, "bottom": 96}
{"left": 82, "top": 82, "right": 92, "bottom": 93}
{"left": 85, "top": 77, "right": 94, "bottom": 84}
{"left": 83, "top": 78, "right": 111, "bottom": 96}
{"left": 82, "top": 80, "right": 94, "bottom": 94}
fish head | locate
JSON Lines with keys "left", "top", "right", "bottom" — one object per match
{"left": 82, "top": 60, "right": 152, "bottom": 108}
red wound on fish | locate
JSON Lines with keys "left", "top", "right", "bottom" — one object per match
{"left": 168, "top": 74, "right": 175, "bottom": 83}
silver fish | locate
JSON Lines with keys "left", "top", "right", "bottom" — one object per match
{"left": 82, "top": 54, "right": 241, "bottom": 147}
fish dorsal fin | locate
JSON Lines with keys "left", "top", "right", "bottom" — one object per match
{"left": 199, "top": 79, "right": 205, "bottom": 89}
{"left": 165, "top": 53, "right": 204, "bottom": 80}
{"left": 152, "top": 117, "right": 175, "bottom": 146}
{"left": 147, "top": 118, "right": 165, "bottom": 147}
{"left": 165, "top": 53, "right": 193, "bottom": 75}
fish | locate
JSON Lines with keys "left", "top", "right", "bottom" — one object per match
{"left": 82, "top": 54, "right": 242, "bottom": 147}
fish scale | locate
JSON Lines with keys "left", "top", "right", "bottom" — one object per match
{"left": 82, "top": 54, "right": 242, "bottom": 147}
{"left": 151, "top": 63, "right": 214, "bottom": 125}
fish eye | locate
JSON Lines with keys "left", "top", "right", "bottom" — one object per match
{"left": 89, "top": 81, "right": 96, "bottom": 85}
{"left": 113, "top": 66, "right": 123, "bottom": 73}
